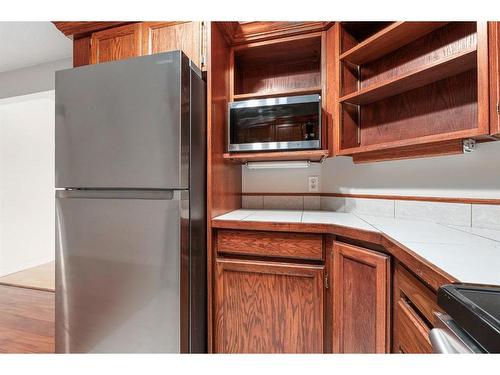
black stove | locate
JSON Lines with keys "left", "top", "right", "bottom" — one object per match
{"left": 435, "top": 283, "right": 500, "bottom": 353}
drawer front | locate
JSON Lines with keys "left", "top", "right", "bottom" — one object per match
{"left": 217, "top": 230, "right": 323, "bottom": 261}
{"left": 395, "top": 300, "right": 432, "bottom": 354}
{"left": 395, "top": 264, "right": 441, "bottom": 326}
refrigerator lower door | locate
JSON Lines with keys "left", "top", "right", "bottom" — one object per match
{"left": 55, "top": 190, "right": 189, "bottom": 353}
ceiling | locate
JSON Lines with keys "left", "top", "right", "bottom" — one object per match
{"left": 0, "top": 22, "right": 72, "bottom": 73}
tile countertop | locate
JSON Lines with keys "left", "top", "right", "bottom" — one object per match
{"left": 213, "top": 209, "right": 500, "bottom": 287}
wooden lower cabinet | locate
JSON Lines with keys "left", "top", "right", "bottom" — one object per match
{"left": 214, "top": 258, "right": 325, "bottom": 353}
{"left": 331, "top": 242, "right": 391, "bottom": 353}
{"left": 392, "top": 262, "right": 441, "bottom": 353}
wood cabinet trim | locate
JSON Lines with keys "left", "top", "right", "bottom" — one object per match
{"left": 217, "top": 230, "right": 324, "bottom": 261}
{"left": 489, "top": 22, "right": 500, "bottom": 136}
{"left": 218, "top": 21, "right": 333, "bottom": 46}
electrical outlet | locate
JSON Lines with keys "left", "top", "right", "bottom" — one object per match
{"left": 308, "top": 176, "right": 319, "bottom": 192}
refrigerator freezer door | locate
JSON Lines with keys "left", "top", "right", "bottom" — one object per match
{"left": 55, "top": 51, "right": 190, "bottom": 189}
{"left": 55, "top": 190, "right": 188, "bottom": 353}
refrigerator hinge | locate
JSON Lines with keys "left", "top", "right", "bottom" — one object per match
{"left": 324, "top": 273, "right": 329, "bottom": 289}
{"left": 200, "top": 21, "right": 207, "bottom": 68}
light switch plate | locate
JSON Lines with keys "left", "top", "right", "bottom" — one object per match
{"left": 308, "top": 176, "right": 319, "bottom": 192}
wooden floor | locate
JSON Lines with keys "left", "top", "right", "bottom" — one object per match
{"left": 0, "top": 285, "right": 54, "bottom": 353}
{"left": 0, "top": 261, "right": 55, "bottom": 292}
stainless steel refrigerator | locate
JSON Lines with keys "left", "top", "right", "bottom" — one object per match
{"left": 55, "top": 51, "right": 206, "bottom": 353}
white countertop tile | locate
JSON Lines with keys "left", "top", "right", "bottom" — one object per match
{"left": 241, "top": 210, "right": 303, "bottom": 223}
{"left": 302, "top": 210, "right": 378, "bottom": 232}
{"left": 213, "top": 209, "right": 500, "bottom": 286}
{"left": 445, "top": 225, "right": 500, "bottom": 243}
{"left": 357, "top": 214, "right": 500, "bottom": 286}
{"left": 212, "top": 210, "right": 255, "bottom": 221}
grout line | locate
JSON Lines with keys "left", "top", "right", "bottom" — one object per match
{"left": 439, "top": 223, "right": 500, "bottom": 244}
{"left": 470, "top": 203, "right": 473, "bottom": 227}
{"left": 352, "top": 213, "right": 382, "bottom": 232}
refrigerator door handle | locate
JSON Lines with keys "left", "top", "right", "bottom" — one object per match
{"left": 55, "top": 189, "right": 186, "bottom": 200}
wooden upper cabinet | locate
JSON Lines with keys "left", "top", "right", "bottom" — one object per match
{"left": 141, "top": 22, "right": 205, "bottom": 70}
{"left": 489, "top": 21, "right": 500, "bottom": 137}
{"left": 90, "top": 23, "right": 142, "bottom": 64}
{"left": 334, "top": 21, "right": 492, "bottom": 163}
{"left": 69, "top": 22, "right": 206, "bottom": 69}
{"left": 331, "top": 242, "right": 390, "bottom": 353}
{"left": 214, "top": 258, "right": 324, "bottom": 353}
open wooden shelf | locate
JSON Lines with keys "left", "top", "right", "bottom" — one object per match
{"left": 337, "top": 127, "right": 482, "bottom": 156}
{"left": 340, "top": 22, "right": 448, "bottom": 65}
{"left": 223, "top": 149, "right": 329, "bottom": 163}
{"left": 339, "top": 48, "right": 478, "bottom": 105}
{"left": 233, "top": 86, "right": 321, "bottom": 101}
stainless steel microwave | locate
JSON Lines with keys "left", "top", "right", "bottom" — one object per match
{"left": 228, "top": 94, "right": 322, "bottom": 152}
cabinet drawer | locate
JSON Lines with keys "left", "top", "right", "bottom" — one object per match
{"left": 216, "top": 230, "right": 323, "bottom": 261}
{"left": 395, "top": 264, "right": 441, "bottom": 326}
{"left": 395, "top": 300, "right": 432, "bottom": 354}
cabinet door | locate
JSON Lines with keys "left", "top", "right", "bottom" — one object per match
{"left": 332, "top": 242, "right": 390, "bottom": 353}
{"left": 215, "top": 258, "right": 324, "bottom": 353}
{"left": 90, "top": 23, "right": 142, "bottom": 64}
{"left": 142, "top": 22, "right": 205, "bottom": 70}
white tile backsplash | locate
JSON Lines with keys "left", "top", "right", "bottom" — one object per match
{"left": 242, "top": 195, "right": 264, "bottom": 209}
{"left": 395, "top": 201, "right": 471, "bottom": 226}
{"left": 344, "top": 198, "right": 395, "bottom": 218}
{"left": 472, "top": 204, "right": 500, "bottom": 230}
{"left": 320, "top": 196, "right": 346, "bottom": 211}
{"left": 304, "top": 196, "right": 321, "bottom": 210}
{"left": 242, "top": 195, "right": 500, "bottom": 229}
{"left": 263, "top": 196, "right": 303, "bottom": 210}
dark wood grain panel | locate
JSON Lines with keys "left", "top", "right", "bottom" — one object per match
{"left": 215, "top": 258, "right": 324, "bottom": 353}
{"left": 351, "top": 139, "right": 463, "bottom": 163}
{"left": 207, "top": 22, "right": 242, "bottom": 220}
{"left": 90, "top": 23, "right": 142, "bottom": 64}
{"left": 207, "top": 22, "right": 243, "bottom": 352}
{"left": 217, "top": 230, "right": 323, "bottom": 260}
{"left": 394, "top": 300, "right": 432, "bottom": 353}
{"left": 223, "top": 149, "right": 328, "bottom": 163}
{"left": 212, "top": 220, "right": 383, "bottom": 246}
{"left": 218, "top": 21, "right": 332, "bottom": 45}
{"left": 232, "top": 34, "right": 322, "bottom": 97}
{"left": 0, "top": 285, "right": 54, "bottom": 353}
{"left": 360, "top": 70, "right": 477, "bottom": 146}
{"left": 394, "top": 263, "right": 441, "bottom": 327}
{"left": 489, "top": 22, "right": 500, "bottom": 136}
{"left": 52, "top": 21, "right": 130, "bottom": 38}
{"left": 360, "top": 22, "right": 477, "bottom": 88}
{"left": 340, "top": 22, "right": 393, "bottom": 54}
{"left": 73, "top": 37, "right": 91, "bottom": 67}
{"left": 341, "top": 48, "right": 477, "bottom": 105}
{"left": 141, "top": 21, "right": 203, "bottom": 69}
{"left": 332, "top": 242, "right": 390, "bottom": 353}
{"left": 340, "top": 22, "right": 448, "bottom": 65}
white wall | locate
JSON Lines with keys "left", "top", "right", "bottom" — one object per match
{"left": 241, "top": 141, "right": 500, "bottom": 199}
{"left": 0, "top": 58, "right": 71, "bottom": 100}
{"left": 321, "top": 141, "right": 500, "bottom": 199}
{"left": 0, "top": 90, "right": 55, "bottom": 276}
{"left": 242, "top": 162, "right": 322, "bottom": 193}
